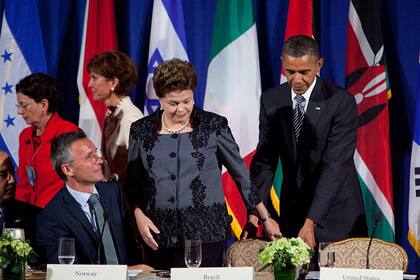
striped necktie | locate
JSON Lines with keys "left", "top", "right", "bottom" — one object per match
{"left": 293, "top": 94, "right": 306, "bottom": 142}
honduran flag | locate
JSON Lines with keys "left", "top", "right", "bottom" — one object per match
{"left": 204, "top": 0, "right": 261, "bottom": 238}
{"left": 77, "top": 0, "right": 117, "bottom": 149}
{"left": 346, "top": 0, "right": 395, "bottom": 242}
{"left": 144, "top": 0, "right": 188, "bottom": 115}
{"left": 0, "top": 0, "right": 47, "bottom": 167}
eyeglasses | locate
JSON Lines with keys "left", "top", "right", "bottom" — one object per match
{"left": 64, "top": 149, "right": 101, "bottom": 167}
{"left": 0, "top": 169, "right": 13, "bottom": 180}
{"left": 86, "top": 151, "right": 101, "bottom": 162}
{"left": 17, "top": 102, "right": 35, "bottom": 111}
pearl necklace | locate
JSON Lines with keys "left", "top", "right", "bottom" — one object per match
{"left": 106, "top": 96, "right": 127, "bottom": 117}
{"left": 161, "top": 111, "right": 190, "bottom": 134}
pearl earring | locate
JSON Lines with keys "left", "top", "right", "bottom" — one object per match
{"left": 111, "top": 87, "right": 115, "bottom": 91}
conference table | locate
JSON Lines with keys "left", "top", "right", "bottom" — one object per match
{"left": 133, "top": 270, "right": 274, "bottom": 279}
{"left": 24, "top": 270, "right": 274, "bottom": 279}
{"left": 131, "top": 271, "right": 418, "bottom": 280}
{"left": 23, "top": 269, "right": 420, "bottom": 280}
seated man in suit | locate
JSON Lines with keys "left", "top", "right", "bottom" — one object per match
{"left": 0, "top": 151, "right": 41, "bottom": 254}
{"left": 37, "top": 130, "right": 143, "bottom": 266}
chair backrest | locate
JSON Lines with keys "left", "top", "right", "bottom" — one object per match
{"left": 327, "top": 238, "right": 408, "bottom": 271}
{"left": 225, "top": 239, "right": 271, "bottom": 271}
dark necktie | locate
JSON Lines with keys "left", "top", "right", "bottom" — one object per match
{"left": 293, "top": 95, "right": 306, "bottom": 142}
{"left": 87, "top": 194, "right": 118, "bottom": 264}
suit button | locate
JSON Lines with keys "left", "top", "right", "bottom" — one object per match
{"left": 168, "top": 197, "right": 175, "bottom": 203}
{"left": 169, "top": 152, "right": 176, "bottom": 158}
{"left": 170, "top": 175, "right": 176, "bottom": 180}
{"left": 171, "top": 134, "right": 178, "bottom": 139}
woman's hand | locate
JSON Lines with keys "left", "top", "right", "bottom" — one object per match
{"left": 254, "top": 202, "right": 282, "bottom": 240}
{"left": 134, "top": 208, "right": 160, "bottom": 250}
{"left": 263, "top": 218, "right": 282, "bottom": 240}
{"left": 240, "top": 214, "right": 259, "bottom": 240}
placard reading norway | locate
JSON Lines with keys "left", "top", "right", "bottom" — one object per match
{"left": 46, "top": 264, "right": 127, "bottom": 280}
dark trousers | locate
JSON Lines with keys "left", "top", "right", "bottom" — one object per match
{"left": 147, "top": 241, "right": 225, "bottom": 270}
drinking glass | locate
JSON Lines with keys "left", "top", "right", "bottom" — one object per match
{"left": 318, "top": 242, "right": 335, "bottom": 268}
{"left": 58, "top": 237, "right": 75, "bottom": 264}
{"left": 184, "top": 239, "right": 202, "bottom": 268}
{"left": 2, "top": 228, "right": 25, "bottom": 240}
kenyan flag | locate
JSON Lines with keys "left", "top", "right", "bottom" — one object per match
{"left": 346, "top": 0, "right": 394, "bottom": 241}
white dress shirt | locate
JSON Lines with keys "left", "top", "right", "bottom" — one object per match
{"left": 66, "top": 185, "right": 99, "bottom": 229}
{"left": 291, "top": 76, "right": 317, "bottom": 112}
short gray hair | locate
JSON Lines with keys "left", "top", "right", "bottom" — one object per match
{"left": 50, "top": 130, "right": 85, "bottom": 181}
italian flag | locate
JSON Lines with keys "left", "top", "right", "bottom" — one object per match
{"left": 204, "top": 0, "right": 261, "bottom": 239}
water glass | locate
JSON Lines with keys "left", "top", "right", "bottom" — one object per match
{"left": 184, "top": 239, "right": 202, "bottom": 268}
{"left": 318, "top": 242, "right": 335, "bottom": 268}
{"left": 58, "top": 237, "right": 75, "bottom": 264}
{"left": 2, "top": 227, "right": 25, "bottom": 240}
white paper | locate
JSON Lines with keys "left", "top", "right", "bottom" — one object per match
{"left": 128, "top": 269, "right": 143, "bottom": 277}
{"left": 320, "top": 267, "right": 403, "bottom": 280}
{"left": 171, "top": 267, "right": 254, "bottom": 280}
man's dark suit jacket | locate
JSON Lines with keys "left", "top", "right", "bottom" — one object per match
{"left": 36, "top": 181, "right": 138, "bottom": 265}
{"left": 3, "top": 199, "right": 41, "bottom": 257}
{"left": 250, "top": 77, "right": 366, "bottom": 242}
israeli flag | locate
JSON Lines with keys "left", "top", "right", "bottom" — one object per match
{"left": 0, "top": 0, "right": 47, "bottom": 167}
{"left": 144, "top": 0, "right": 189, "bottom": 115}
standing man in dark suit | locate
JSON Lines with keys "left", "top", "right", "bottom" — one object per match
{"left": 36, "top": 130, "right": 141, "bottom": 265}
{"left": 249, "top": 35, "right": 366, "bottom": 248}
{"left": 0, "top": 151, "right": 41, "bottom": 255}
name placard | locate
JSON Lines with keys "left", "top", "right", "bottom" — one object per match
{"left": 320, "top": 267, "right": 403, "bottom": 280}
{"left": 171, "top": 267, "right": 254, "bottom": 280}
{"left": 46, "top": 264, "right": 128, "bottom": 280}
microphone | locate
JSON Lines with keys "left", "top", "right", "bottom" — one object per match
{"left": 97, "top": 212, "right": 110, "bottom": 264}
{"left": 366, "top": 214, "right": 381, "bottom": 269}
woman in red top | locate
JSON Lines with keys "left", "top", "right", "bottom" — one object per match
{"left": 16, "top": 73, "right": 79, "bottom": 208}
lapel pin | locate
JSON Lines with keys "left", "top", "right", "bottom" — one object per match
{"left": 315, "top": 106, "right": 321, "bottom": 110}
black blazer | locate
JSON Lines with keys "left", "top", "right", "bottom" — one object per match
{"left": 3, "top": 199, "right": 41, "bottom": 261}
{"left": 36, "top": 182, "right": 137, "bottom": 264}
{"left": 251, "top": 77, "right": 366, "bottom": 242}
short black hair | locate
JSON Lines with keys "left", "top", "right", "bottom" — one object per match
{"left": 16, "top": 73, "right": 62, "bottom": 113}
{"left": 282, "top": 35, "right": 320, "bottom": 61}
{"left": 51, "top": 130, "right": 85, "bottom": 181}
